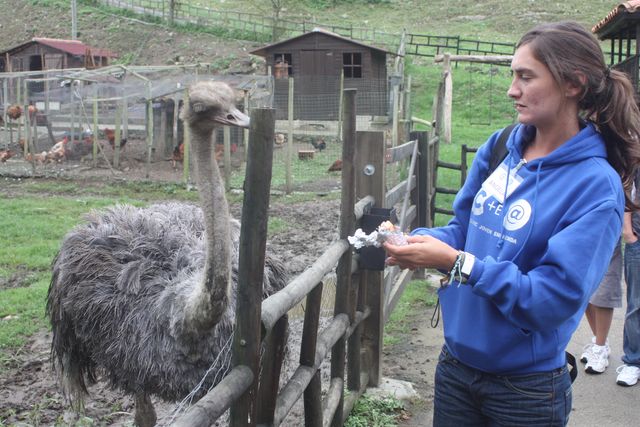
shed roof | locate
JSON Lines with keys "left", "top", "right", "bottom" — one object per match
{"left": 250, "top": 27, "right": 396, "bottom": 58}
{"left": 0, "top": 37, "right": 117, "bottom": 58}
{"left": 592, "top": 1, "right": 640, "bottom": 39}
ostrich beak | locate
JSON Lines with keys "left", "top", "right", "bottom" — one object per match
{"left": 214, "top": 107, "right": 250, "bottom": 129}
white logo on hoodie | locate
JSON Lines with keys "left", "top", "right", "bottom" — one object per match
{"left": 472, "top": 190, "right": 489, "bottom": 216}
{"left": 503, "top": 199, "right": 532, "bottom": 231}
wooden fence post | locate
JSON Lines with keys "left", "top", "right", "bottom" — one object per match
{"left": 442, "top": 53, "right": 452, "bottom": 145}
{"left": 355, "top": 131, "right": 385, "bottom": 387}
{"left": 286, "top": 77, "right": 294, "bottom": 194}
{"left": 461, "top": 144, "right": 470, "bottom": 185}
{"left": 92, "top": 97, "right": 98, "bottom": 168}
{"left": 230, "top": 108, "right": 276, "bottom": 427}
{"left": 330, "top": 88, "right": 357, "bottom": 427}
{"left": 411, "top": 130, "right": 429, "bottom": 229}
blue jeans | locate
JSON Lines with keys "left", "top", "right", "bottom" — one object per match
{"left": 623, "top": 239, "right": 640, "bottom": 366}
{"left": 433, "top": 346, "right": 572, "bottom": 426}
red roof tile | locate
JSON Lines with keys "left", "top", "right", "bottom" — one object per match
{"left": 32, "top": 37, "right": 117, "bottom": 58}
{"left": 592, "top": 1, "right": 640, "bottom": 35}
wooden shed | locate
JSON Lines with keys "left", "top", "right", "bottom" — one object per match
{"left": 0, "top": 37, "right": 117, "bottom": 74}
{"left": 592, "top": 0, "right": 640, "bottom": 93}
{"left": 250, "top": 28, "right": 395, "bottom": 120}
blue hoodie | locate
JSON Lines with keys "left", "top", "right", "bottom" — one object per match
{"left": 412, "top": 122, "right": 624, "bottom": 374}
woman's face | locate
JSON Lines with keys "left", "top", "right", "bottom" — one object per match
{"left": 508, "top": 44, "right": 574, "bottom": 129}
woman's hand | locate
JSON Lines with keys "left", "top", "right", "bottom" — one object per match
{"left": 623, "top": 212, "right": 638, "bottom": 244}
{"left": 383, "top": 235, "right": 459, "bottom": 271}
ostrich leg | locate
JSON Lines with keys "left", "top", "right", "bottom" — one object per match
{"left": 134, "top": 391, "right": 157, "bottom": 427}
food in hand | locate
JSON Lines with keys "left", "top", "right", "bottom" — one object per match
{"left": 347, "top": 220, "right": 408, "bottom": 248}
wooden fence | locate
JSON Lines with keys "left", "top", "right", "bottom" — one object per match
{"left": 406, "top": 33, "right": 515, "bottom": 58}
{"left": 171, "top": 88, "right": 427, "bottom": 426}
{"left": 97, "top": 0, "right": 517, "bottom": 57}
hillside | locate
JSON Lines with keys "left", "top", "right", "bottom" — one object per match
{"left": 0, "top": 0, "right": 262, "bottom": 71}
{"left": 0, "top": 0, "right": 620, "bottom": 69}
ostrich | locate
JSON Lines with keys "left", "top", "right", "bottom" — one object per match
{"left": 46, "top": 81, "right": 287, "bottom": 427}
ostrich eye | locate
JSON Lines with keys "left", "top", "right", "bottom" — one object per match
{"left": 227, "top": 114, "right": 234, "bottom": 120}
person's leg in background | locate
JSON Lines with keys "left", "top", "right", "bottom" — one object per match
{"left": 582, "top": 243, "right": 622, "bottom": 374}
{"left": 617, "top": 238, "right": 640, "bottom": 386}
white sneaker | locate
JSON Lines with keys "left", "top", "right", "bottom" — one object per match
{"left": 616, "top": 365, "right": 640, "bottom": 386}
{"left": 585, "top": 345, "right": 609, "bottom": 374}
{"left": 580, "top": 337, "right": 610, "bottom": 363}
{"left": 580, "top": 342, "right": 594, "bottom": 364}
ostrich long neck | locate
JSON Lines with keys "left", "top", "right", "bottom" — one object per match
{"left": 182, "top": 126, "right": 231, "bottom": 334}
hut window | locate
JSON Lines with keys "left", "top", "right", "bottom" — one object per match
{"left": 343, "top": 53, "right": 362, "bottom": 78}
{"left": 274, "top": 53, "right": 292, "bottom": 78}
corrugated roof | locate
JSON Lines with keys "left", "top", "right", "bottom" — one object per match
{"left": 592, "top": 1, "right": 640, "bottom": 35}
{"left": 32, "top": 37, "right": 117, "bottom": 58}
{"left": 250, "top": 27, "right": 396, "bottom": 58}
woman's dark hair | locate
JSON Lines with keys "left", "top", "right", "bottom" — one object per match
{"left": 517, "top": 21, "right": 640, "bottom": 210}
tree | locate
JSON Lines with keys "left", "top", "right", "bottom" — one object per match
{"left": 269, "top": 0, "right": 289, "bottom": 42}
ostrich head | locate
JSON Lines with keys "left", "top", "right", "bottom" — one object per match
{"left": 180, "top": 81, "right": 250, "bottom": 134}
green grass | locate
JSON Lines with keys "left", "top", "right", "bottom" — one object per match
{"left": 179, "top": 0, "right": 614, "bottom": 43}
{"left": 0, "top": 193, "right": 159, "bottom": 368}
{"left": 384, "top": 279, "right": 438, "bottom": 346}
{"left": 345, "top": 394, "right": 404, "bottom": 427}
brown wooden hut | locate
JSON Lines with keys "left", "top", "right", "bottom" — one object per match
{"left": 592, "top": 1, "right": 640, "bottom": 93}
{"left": 250, "top": 28, "right": 395, "bottom": 120}
{"left": 0, "top": 37, "right": 116, "bottom": 74}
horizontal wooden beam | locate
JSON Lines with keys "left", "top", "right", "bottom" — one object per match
{"left": 434, "top": 54, "right": 512, "bottom": 65}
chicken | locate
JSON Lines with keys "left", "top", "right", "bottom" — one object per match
{"left": 7, "top": 105, "right": 22, "bottom": 121}
{"left": 310, "top": 137, "right": 326, "bottom": 152}
{"left": 47, "top": 138, "right": 68, "bottom": 162}
{"left": 275, "top": 133, "right": 286, "bottom": 146}
{"left": 327, "top": 159, "right": 342, "bottom": 172}
{"left": 25, "top": 151, "right": 47, "bottom": 165}
{"left": 171, "top": 142, "right": 185, "bottom": 170}
{"left": 103, "top": 128, "right": 127, "bottom": 150}
{"left": 62, "top": 132, "right": 95, "bottom": 160}
{"left": 171, "top": 142, "right": 237, "bottom": 170}
{"left": 45, "top": 150, "right": 65, "bottom": 164}
{"left": 0, "top": 149, "right": 14, "bottom": 162}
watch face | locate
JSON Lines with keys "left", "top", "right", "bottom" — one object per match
{"left": 461, "top": 253, "right": 475, "bottom": 277}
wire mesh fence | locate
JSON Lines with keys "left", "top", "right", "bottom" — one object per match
{"left": 0, "top": 65, "right": 273, "bottom": 183}
{"left": 0, "top": 65, "right": 413, "bottom": 195}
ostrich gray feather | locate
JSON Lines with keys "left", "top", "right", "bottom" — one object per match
{"left": 47, "top": 201, "right": 287, "bottom": 404}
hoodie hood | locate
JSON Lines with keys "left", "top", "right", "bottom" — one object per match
{"left": 507, "top": 122, "right": 607, "bottom": 168}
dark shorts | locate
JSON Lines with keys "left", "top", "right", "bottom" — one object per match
{"left": 590, "top": 241, "right": 623, "bottom": 308}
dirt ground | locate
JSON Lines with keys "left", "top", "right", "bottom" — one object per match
{"left": 0, "top": 1, "right": 438, "bottom": 421}
{"left": 0, "top": 157, "right": 438, "bottom": 426}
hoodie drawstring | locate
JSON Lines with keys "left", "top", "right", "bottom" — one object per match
{"left": 497, "top": 158, "right": 527, "bottom": 248}
{"left": 510, "top": 161, "right": 542, "bottom": 262}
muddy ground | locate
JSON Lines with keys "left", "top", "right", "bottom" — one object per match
{"left": 0, "top": 153, "right": 439, "bottom": 426}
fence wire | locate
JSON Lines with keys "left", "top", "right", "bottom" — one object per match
{"left": 0, "top": 66, "right": 273, "bottom": 183}
{"left": 0, "top": 66, "right": 407, "bottom": 194}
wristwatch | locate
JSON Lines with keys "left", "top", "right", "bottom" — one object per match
{"left": 459, "top": 252, "right": 475, "bottom": 283}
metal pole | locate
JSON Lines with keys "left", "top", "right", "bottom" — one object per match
{"left": 71, "top": 0, "right": 78, "bottom": 40}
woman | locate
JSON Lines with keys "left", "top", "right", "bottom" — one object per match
{"left": 385, "top": 21, "right": 640, "bottom": 426}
